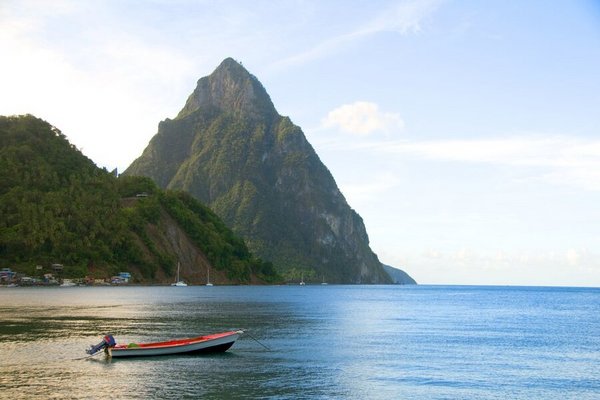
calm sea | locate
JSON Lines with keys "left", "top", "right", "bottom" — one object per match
{"left": 0, "top": 285, "right": 598, "bottom": 399}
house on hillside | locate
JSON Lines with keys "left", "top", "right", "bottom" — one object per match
{"left": 119, "top": 272, "right": 131, "bottom": 282}
{"left": 0, "top": 268, "right": 16, "bottom": 282}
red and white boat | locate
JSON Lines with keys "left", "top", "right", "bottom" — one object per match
{"left": 87, "top": 331, "right": 243, "bottom": 358}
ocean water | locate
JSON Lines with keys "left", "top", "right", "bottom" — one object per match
{"left": 0, "top": 285, "right": 598, "bottom": 399}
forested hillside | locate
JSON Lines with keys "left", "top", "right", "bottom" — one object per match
{"left": 0, "top": 115, "right": 279, "bottom": 283}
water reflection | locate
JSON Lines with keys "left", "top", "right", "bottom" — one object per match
{"left": 0, "top": 286, "right": 313, "bottom": 399}
{"left": 1, "top": 285, "right": 598, "bottom": 399}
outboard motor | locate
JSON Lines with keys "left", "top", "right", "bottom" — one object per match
{"left": 86, "top": 335, "right": 116, "bottom": 355}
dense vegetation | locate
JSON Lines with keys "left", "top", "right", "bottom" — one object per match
{"left": 0, "top": 115, "right": 279, "bottom": 283}
{"left": 159, "top": 190, "right": 277, "bottom": 281}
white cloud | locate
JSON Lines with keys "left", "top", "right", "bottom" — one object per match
{"left": 396, "top": 247, "right": 600, "bottom": 286}
{"left": 566, "top": 248, "right": 580, "bottom": 266}
{"left": 350, "top": 136, "right": 600, "bottom": 191}
{"left": 358, "top": 0, "right": 443, "bottom": 36}
{"left": 423, "top": 248, "right": 443, "bottom": 259}
{"left": 0, "top": 1, "right": 198, "bottom": 171}
{"left": 388, "top": 137, "right": 600, "bottom": 167}
{"left": 272, "top": 0, "right": 443, "bottom": 69}
{"left": 339, "top": 171, "right": 400, "bottom": 207}
{"left": 322, "top": 101, "right": 405, "bottom": 135}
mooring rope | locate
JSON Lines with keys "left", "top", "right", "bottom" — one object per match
{"left": 242, "top": 330, "right": 271, "bottom": 351}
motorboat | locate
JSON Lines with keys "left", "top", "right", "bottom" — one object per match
{"left": 86, "top": 331, "right": 243, "bottom": 358}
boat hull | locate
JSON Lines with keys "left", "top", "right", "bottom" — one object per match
{"left": 110, "top": 331, "right": 242, "bottom": 358}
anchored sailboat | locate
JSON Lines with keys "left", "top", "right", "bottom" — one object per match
{"left": 206, "top": 266, "right": 213, "bottom": 286}
{"left": 171, "top": 262, "right": 187, "bottom": 287}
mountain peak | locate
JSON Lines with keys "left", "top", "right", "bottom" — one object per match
{"left": 126, "top": 58, "right": 401, "bottom": 284}
{"left": 177, "top": 57, "right": 276, "bottom": 119}
{"left": 217, "top": 57, "right": 249, "bottom": 73}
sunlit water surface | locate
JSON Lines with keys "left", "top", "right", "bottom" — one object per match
{"left": 0, "top": 285, "right": 598, "bottom": 399}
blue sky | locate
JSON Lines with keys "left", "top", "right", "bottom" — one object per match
{"left": 1, "top": 0, "right": 599, "bottom": 286}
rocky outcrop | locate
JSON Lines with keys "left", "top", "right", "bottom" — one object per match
{"left": 382, "top": 264, "right": 417, "bottom": 284}
{"left": 126, "top": 58, "right": 405, "bottom": 283}
{"left": 176, "top": 58, "right": 277, "bottom": 120}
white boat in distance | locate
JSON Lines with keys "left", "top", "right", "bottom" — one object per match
{"left": 206, "top": 266, "right": 213, "bottom": 286}
{"left": 171, "top": 262, "right": 187, "bottom": 287}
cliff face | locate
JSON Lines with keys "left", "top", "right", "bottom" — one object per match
{"left": 126, "top": 58, "right": 396, "bottom": 283}
{"left": 128, "top": 202, "right": 253, "bottom": 285}
{"left": 121, "top": 199, "right": 216, "bottom": 284}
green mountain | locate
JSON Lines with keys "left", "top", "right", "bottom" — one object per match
{"left": 126, "top": 58, "right": 413, "bottom": 284}
{"left": 0, "top": 114, "right": 279, "bottom": 284}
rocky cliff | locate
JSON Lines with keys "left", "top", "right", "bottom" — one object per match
{"left": 126, "top": 58, "right": 409, "bottom": 283}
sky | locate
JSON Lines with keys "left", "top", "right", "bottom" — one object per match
{"left": 1, "top": 0, "right": 599, "bottom": 286}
